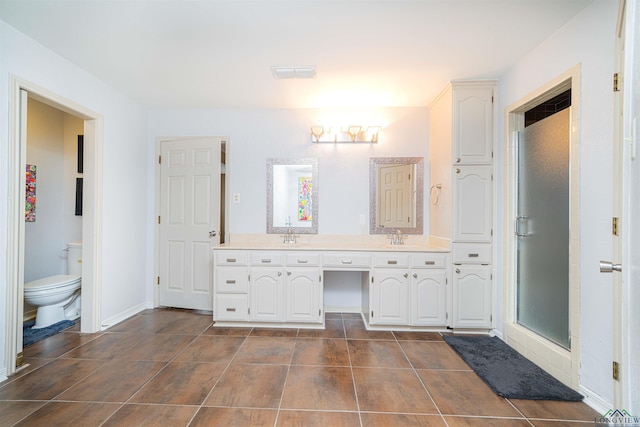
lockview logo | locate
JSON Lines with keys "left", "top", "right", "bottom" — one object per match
{"left": 595, "top": 409, "right": 640, "bottom": 426}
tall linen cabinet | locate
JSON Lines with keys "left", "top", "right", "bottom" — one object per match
{"left": 429, "top": 80, "right": 496, "bottom": 331}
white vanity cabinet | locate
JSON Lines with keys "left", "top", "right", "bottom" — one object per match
{"left": 370, "top": 253, "right": 410, "bottom": 326}
{"left": 285, "top": 252, "right": 322, "bottom": 324}
{"left": 429, "top": 80, "right": 496, "bottom": 331}
{"left": 452, "top": 265, "right": 492, "bottom": 328}
{"left": 249, "top": 253, "right": 285, "bottom": 322}
{"left": 213, "top": 252, "right": 249, "bottom": 321}
{"left": 410, "top": 253, "right": 448, "bottom": 326}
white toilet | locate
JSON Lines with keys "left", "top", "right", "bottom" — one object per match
{"left": 24, "top": 242, "right": 82, "bottom": 329}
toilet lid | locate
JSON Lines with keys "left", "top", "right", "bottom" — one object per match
{"left": 25, "top": 275, "right": 81, "bottom": 291}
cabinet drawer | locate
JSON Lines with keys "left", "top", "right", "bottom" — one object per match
{"left": 286, "top": 252, "right": 321, "bottom": 266}
{"left": 453, "top": 243, "right": 491, "bottom": 264}
{"left": 216, "top": 267, "right": 249, "bottom": 293}
{"left": 214, "top": 294, "right": 249, "bottom": 321}
{"left": 215, "top": 251, "right": 248, "bottom": 266}
{"left": 410, "top": 253, "right": 448, "bottom": 268}
{"left": 250, "top": 252, "right": 285, "bottom": 266}
{"left": 322, "top": 252, "right": 372, "bottom": 268}
{"left": 373, "top": 253, "right": 410, "bottom": 268}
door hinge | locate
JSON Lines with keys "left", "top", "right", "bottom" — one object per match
{"left": 319, "top": 308, "right": 322, "bottom": 316}
{"left": 613, "top": 361, "right": 620, "bottom": 380}
{"left": 158, "top": 155, "right": 162, "bottom": 164}
{"left": 157, "top": 276, "right": 160, "bottom": 285}
{"left": 319, "top": 275, "right": 322, "bottom": 282}
{"left": 490, "top": 314, "right": 493, "bottom": 321}
{"left": 371, "top": 310, "right": 374, "bottom": 318}
{"left": 613, "top": 73, "right": 620, "bottom": 92}
{"left": 371, "top": 276, "right": 374, "bottom": 283}
{"left": 248, "top": 307, "right": 250, "bottom": 315}
{"left": 16, "top": 352, "right": 24, "bottom": 368}
{"left": 158, "top": 216, "right": 161, "bottom": 224}
{"left": 446, "top": 312, "right": 448, "bottom": 320}
{"left": 612, "top": 217, "right": 619, "bottom": 236}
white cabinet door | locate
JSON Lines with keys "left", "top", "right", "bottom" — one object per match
{"left": 285, "top": 267, "right": 322, "bottom": 323}
{"left": 411, "top": 270, "right": 447, "bottom": 326}
{"left": 453, "top": 165, "right": 492, "bottom": 242}
{"left": 249, "top": 268, "right": 284, "bottom": 322}
{"left": 452, "top": 265, "right": 492, "bottom": 328}
{"left": 453, "top": 85, "right": 494, "bottom": 165}
{"left": 370, "top": 270, "right": 409, "bottom": 325}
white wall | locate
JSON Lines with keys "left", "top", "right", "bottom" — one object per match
{"left": 495, "top": 0, "right": 617, "bottom": 406}
{"left": 0, "top": 21, "right": 148, "bottom": 376}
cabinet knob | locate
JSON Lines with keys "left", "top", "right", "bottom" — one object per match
{"left": 456, "top": 158, "right": 461, "bottom": 163}
{"left": 456, "top": 168, "right": 461, "bottom": 174}
{"left": 403, "top": 273, "right": 409, "bottom": 278}
{"left": 455, "top": 268, "right": 461, "bottom": 274}
{"left": 412, "top": 273, "right": 418, "bottom": 278}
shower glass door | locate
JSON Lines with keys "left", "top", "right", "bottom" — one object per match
{"left": 516, "top": 107, "right": 571, "bottom": 349}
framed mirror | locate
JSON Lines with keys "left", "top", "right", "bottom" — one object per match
{"left": 370, "top": 157, "right": 424, "bottom": 235}
{"left": 267, "top": 158, "right": 318, "bottom": 234}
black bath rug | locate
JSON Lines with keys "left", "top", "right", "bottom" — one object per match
{"left": 443, "top": 335, "right": 583, "bottom": 401}
{"left": 23, "top": 319, "right": 75, "bottom": 346}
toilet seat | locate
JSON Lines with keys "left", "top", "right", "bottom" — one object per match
{"left": 25, "top": 275, "right": 81, "bottom": 292}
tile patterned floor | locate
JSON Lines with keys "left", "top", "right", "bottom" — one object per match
{"left": 0, "top": 309, "right": 600, "bottom": 426}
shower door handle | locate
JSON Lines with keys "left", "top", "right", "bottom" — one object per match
{"left": 515, "top": 215, "right": 530, "bottom": 237}
{"left": 599, "top": 261, "right": 622, "bottom": 273}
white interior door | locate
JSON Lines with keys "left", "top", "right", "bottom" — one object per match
{"left": 377, "top": 164, "right": 413, "bottom": 228}
{"left": 159, "top": 137, "right": 221, "bottom": 310}
{"left": 611, "top": 0, "right": 639, "bottom": 411}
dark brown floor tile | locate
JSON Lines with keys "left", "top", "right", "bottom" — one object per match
{"left": 529, "top": 421, "right": 598, "bottom": 427}
{"left": 292, "top": 338, "right": 350, "bottom": 366}
{"left": 108, "top": 310, "right": 211, "bottom": 335}
{"left": 174, "top": 335, "right": 245, "bottom": 363}
{"left": 418, "top": 370, "right": 522, "bottom": 417}
{"left": 297, "top": 319, "right": 345, "bottom": 338}
{"left": 361, "top": 412, "right": 447, "bottom": 426}
{"left": 0, "top": 358, "right": 103, "bottom": 400}
{"left": 119, "top": 333, "right": 197, "bottom": 361}
{"left": 401, "top": 341, "right": 471, "bottom": 370}
{"left": 204, "top": 363, "right": 288, "bottom": 408}
{"left": 277, "top": 410, "right": 361, "bottom": 426}
{"left": 13, "top": 401, "right": 120, "bottom": 427}
{"left": 1, "top": 358, "right": 54, "bottom": 386}
{"left": 280, "top": 365, "right": 358, "bottom": 411}
{"left": 353, "top": 367, "right": 438, "bottom": 413}
{"left": 204, "top": 325, "right": 253, "bottom": 336}
{"left": 153, "top": 314, "right": 213, "bottom": 335}
{"left": 249, "top": 327, "right": 299, "bottom": 337}
{"left": 62, "top": 333, "right": 143, "bottom": 359}
{"left": 24, "top": 331, "right": 102, "bottom": 359}
{"left": 54, "top": 359, "right": 166, "bottom": 402}
{"left": 232, "top": 337, "right": 296, "bottom": 364}
{"left": 348, "top": 339, "right": 411, "bottom": 368}
{"left": 102, "top": 403, "right": 197, "bottom": 426}
{"left": 130, "top": 362, "right": 225, "bottom": 405}
{"left": 344, "top": 319, "right": 395, "bottom": 340}
{"left": 393, "top": 331, "right": 444, "bottom": 341}
{"left": 325, "top": 312, "right": 343, "bottom": 319}
{"left": 445, "top": 416, "right": 533, "bottom": 426}
{"left": 511, "top": 399, "right": 600, "bottom": 421}
{"left": 341, "top": 313, "right": 362, "bottom": 320}
{"left": 190, "top": 407, "right": 277, "bottom": 427}
{"left": 0, "top": 401, "right": 46, "bottom": 426}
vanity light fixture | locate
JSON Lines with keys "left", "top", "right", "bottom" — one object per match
{"left": 310, "top": 125, "right": 380, "bottom": 143}
{"left": 272, "top": 66, "right": 317, "bottom": 79}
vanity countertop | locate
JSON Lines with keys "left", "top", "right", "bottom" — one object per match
{"left": 213, "top": 234, "right": 450, "bottom": 253}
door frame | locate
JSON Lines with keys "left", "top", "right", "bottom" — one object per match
{"left": 502, "top": 65, "right": 581, "bottom": 390}
{"left": 153, "top": 136, "right": 230, "bottom": 308}
{"left": 5, "top": 75, "right": 103, "bottom": 375}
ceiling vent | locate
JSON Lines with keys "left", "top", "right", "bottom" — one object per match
{"left": 271, "top": 66, "right": 316, "bottom": 79}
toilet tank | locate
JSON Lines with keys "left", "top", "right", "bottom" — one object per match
{"left": 66, "top": 241, "right": 82, "bottom": 276}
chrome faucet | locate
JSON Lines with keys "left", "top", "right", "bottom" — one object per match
{"left": 389, "top": 229, "right": 405, "bottom": 245}
{"left": 283, "top": 228, "right": 296, "bottom": 244}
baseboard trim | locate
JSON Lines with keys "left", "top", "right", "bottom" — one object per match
{"left": 579, "top": 385, "right": 612, "bottom": 415}
{"left": 0, "top": 367, "right": 7, "bottom": 383}
{"left": 100, "top": 303, "right": 147, "bottom": 331}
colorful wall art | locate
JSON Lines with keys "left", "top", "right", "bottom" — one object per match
{"left": 26, "top": 164, "right": 36, "bottom": 222}
{"left": 298, "top": 176, "right": 312, "bottom": 221}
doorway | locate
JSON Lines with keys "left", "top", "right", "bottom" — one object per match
{"left": 5, "top": 77, "right": 103, "bottom": 375}
{"left": 503, "top": 66, "right": 581, "bottom": 389}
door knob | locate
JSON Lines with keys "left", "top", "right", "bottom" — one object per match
{"left": 209, "top": 230, "right": 217, "bottom": 238}
{"left": 600, "top": 261, "right": 622, "bottom": 273}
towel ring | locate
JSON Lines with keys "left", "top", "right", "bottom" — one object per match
{"left": 430, "top": 184, "right": 442, "bottom": 205}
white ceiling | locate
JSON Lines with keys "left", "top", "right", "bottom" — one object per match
{"left": 0, "top": 0, "right": 593, "bottom": 109}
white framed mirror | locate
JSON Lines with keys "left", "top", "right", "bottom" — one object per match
{"left": 267, "top": 158, "right": 318, "bottom": 234}
{"left": 370, "top": 157, "right": 424, "bottom": 234}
